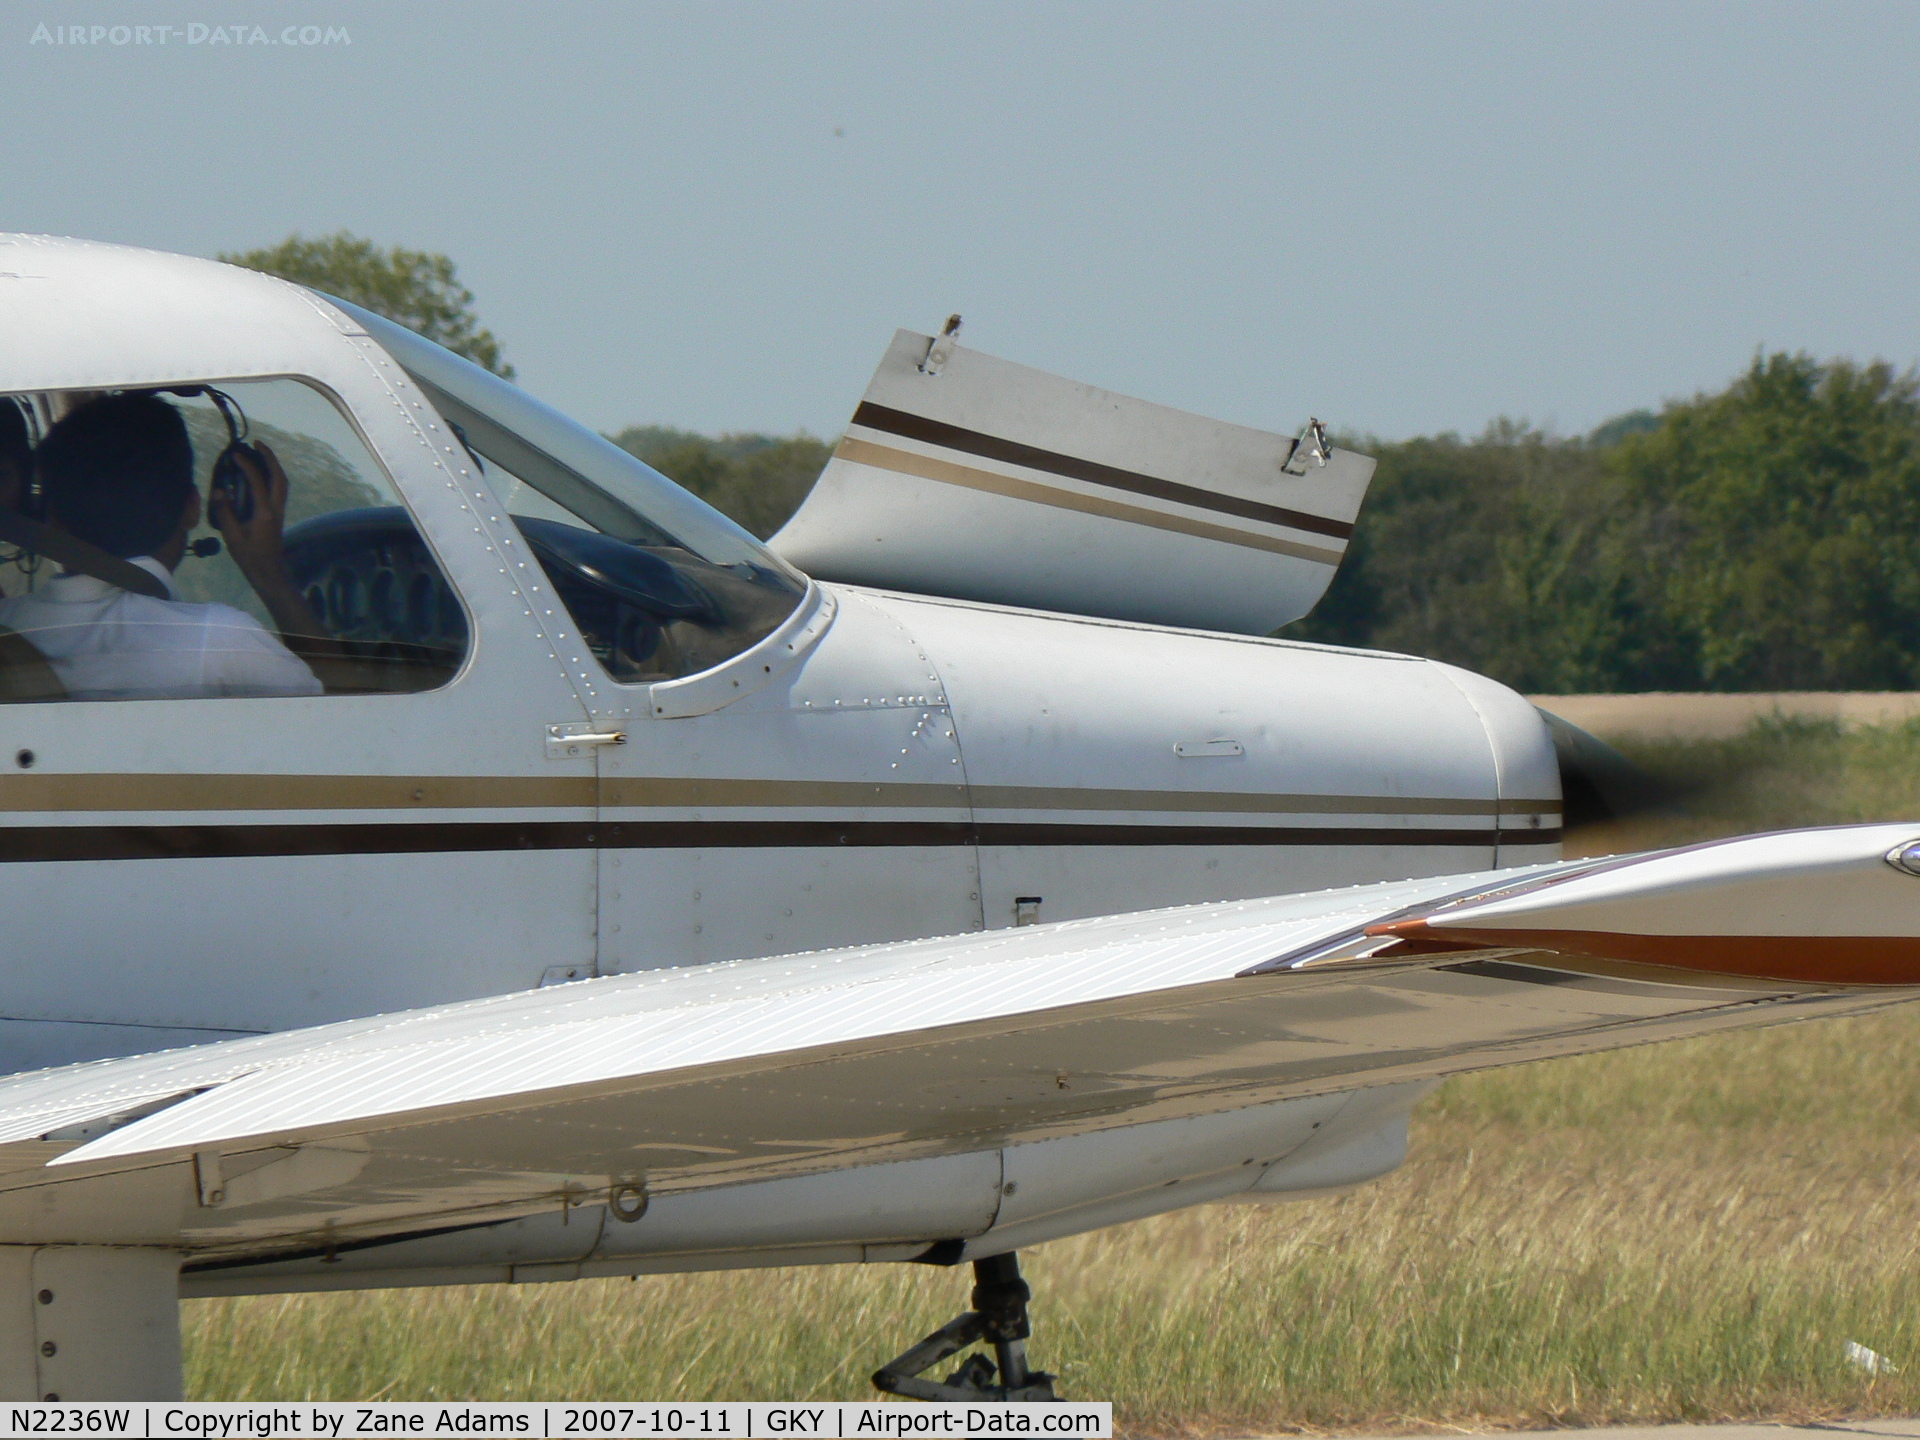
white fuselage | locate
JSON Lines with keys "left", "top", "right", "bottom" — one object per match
{"left": 0, "top": 234, "right": 1567, "bottom": 1324}
{"left": 0, "top": 581, "right": 1559, "bottom": 1071}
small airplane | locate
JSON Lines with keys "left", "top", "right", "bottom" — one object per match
{"left": 0, "top": 233, "right": 1913, "bottom": 1403}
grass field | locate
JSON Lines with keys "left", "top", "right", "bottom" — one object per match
{"left": 183, "top": 719, "right": 1920, "bottom": 1431}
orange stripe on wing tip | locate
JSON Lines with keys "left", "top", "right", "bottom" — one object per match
{"left": 1392, "top": 925, "right": 1920, "bottom": 988}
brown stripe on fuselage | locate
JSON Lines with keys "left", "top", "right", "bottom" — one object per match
{"left": 849, "top": 402, "right": 1356, "bottom": 540}
{"left": 834, "top": 437, "right": 1347, "bottom": 565}
{"left": 1371, "top": 920, "right": 1920, "bottom": 987}
{"left": 0, "top": 819, "right": 1555, "bottom": 863}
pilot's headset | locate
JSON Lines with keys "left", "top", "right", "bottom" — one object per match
{"left": 198, "top": 387, "right": 260, "bottom": 526}
{"left": 164, "top": 385, "right": 265, "bottom": 558}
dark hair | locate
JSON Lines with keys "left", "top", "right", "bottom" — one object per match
{"left": 0, "top": 401, "right": 27, "bottom": 476}
{"left": 36, "top": 392, "right": 195, "bottom": 558}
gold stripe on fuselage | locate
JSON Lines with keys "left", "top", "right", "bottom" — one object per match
{"left": 0, "top": 773, "right": 597, "bottom": 812}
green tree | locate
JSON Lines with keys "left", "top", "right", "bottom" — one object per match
{"left": 1615, "top": 353, "right": 1920, "bottom": 690}
{"left": 610, "top": 426, "right": 830, "bottom": 539}
{"left": 1290, "top": 354, "right": 1920, "bottom": 692}
{"left": 218, "top": 232, "right": 514, "bottom": 378}
{"left": 1285, "top": 421, "right": 1673, "bottom": 692}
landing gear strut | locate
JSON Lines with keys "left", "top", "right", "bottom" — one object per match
{"left": 872, "top": 1252, "right": 1058, "bottom": 1401}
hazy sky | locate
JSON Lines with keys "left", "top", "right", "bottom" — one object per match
{"left": 5, "top": 1, "right": 1919, "bottom": 443}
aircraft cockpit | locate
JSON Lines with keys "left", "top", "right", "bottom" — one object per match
{"left": 339, "top": 300, "right": 806, "bottom": 687}
{"left": 0, "top": 310, "right": 805, "bottom": 704}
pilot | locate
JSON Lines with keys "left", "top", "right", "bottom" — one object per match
{"left": 0, "top": 392, "right": 327, "bottom": 700}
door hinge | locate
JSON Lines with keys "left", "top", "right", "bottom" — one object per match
{"left": 919, "top": 314, "right": 963, "bottom": 375}
{"left": 1282, "top": 417, "right": 1331, "bottom": 475}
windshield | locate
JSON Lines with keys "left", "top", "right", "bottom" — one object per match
{"left": 332, "top": 299, "right": 806, "bottom": 685}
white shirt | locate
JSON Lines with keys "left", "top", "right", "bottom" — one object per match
{"left": 0, "top": 557, "right": 323, "bottom": 701}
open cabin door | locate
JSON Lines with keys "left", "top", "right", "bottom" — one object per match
{"left": 770, "top": 329, "right": 1377, "bottom": 636}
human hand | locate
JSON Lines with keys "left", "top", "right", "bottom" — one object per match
{"left": 210, "top": 441, "right": 292, "bottom": 588}
{"left": 208, "top": 442, "right": 334, "bottom": 648}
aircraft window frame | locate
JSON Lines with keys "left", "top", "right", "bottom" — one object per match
{"left": 411, "top": 374, "right": 664, "bottom": 544}
{"left": 330, "top": 298, "right": 813, "bottom": 692}
{"left": 0, "top": 374, "right": 478, "bottom": 704}
{"left": 330, "top": 299, "right": 806, "bottom": 583}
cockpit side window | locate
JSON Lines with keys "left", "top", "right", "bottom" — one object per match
{"left": 0, "top": 380, "right": 468, "bottom": 703}
{"left": 334, "top": 301, "right": 807, "bottom": 687}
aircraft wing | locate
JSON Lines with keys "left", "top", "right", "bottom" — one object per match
{"left": 0, "top": 824, "right": 1917, "bottom": 1262}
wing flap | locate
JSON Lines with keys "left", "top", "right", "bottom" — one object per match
{"left": 54, "top": 878, "right": 1465, "bottom": 1167}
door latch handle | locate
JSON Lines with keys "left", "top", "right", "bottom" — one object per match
{"left": 546, "top": 724, "right": 628, "bottom": 759}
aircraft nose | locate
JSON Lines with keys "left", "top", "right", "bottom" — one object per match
{"left": 1427, "top": 663, "right": 1564, "bottom": 862}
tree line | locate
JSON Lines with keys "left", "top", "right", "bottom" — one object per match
{"left": 1289, "top": 354, "right": 1920, "bottom": 693}
{"left": 227, "top": 233, "right": 1920, "bottom": 694}
{"left": 625, "top": 354, "right": 1920, "bottom": 697}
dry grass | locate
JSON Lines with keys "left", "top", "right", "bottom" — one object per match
{"left": 184, "top": 720, "right": 1920, "bottom": 1430}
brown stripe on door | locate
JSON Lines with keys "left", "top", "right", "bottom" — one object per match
{"left": 850, "top": 401, "right": 1356, "bottom": 540}
{"left": 833, "top": 438, "right": 1347, "bottom": 565}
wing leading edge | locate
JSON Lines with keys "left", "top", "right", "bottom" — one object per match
{"left": 0, "top": 824, "right": 1913, "bottom": 1262}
